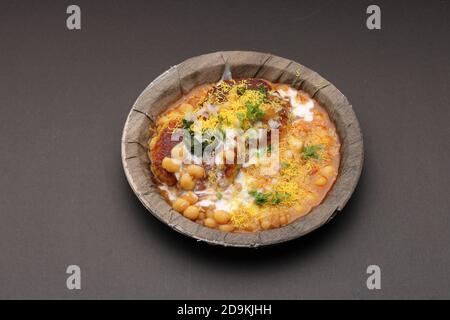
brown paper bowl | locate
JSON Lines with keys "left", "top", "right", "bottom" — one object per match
{"left": 121, "top": 51, "right": 364, "bottom": 248}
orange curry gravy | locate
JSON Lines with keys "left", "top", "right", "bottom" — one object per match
{"left": 148, "top": 79, "right": 340, "bottom": 232}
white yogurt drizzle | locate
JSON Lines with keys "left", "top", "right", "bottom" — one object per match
{"left": 196, "top": 171, "right": 253, "bottom": 212}
{"left": 277, "top": 88, "right": 314, "bottom": 122}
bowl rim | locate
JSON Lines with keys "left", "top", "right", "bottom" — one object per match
{"left": 121, "top": 51, "right": 364, "bottom": 248}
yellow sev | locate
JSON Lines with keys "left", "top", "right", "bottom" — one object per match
{"left": 229, "top": 131, "right": 320, "bottom": 229}
{"left": 192, "top": 83, "right": 266, "bottom": 132}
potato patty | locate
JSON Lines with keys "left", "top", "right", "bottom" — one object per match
{"left": 149, "top": 123, "right": 181, "bottom": 186}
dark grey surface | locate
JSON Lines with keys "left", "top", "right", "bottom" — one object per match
{"left": 0, "top": 0, "right": 449, "bottom": 299}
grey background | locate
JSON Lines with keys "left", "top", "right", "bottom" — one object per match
{"left": 0, "top": 0, "right": 449, "bottom": 299}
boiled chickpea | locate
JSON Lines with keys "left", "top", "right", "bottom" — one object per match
{"left": 204, "top": 218, "right": 217, "bottom": 228}
{"left": 287, "top": 136, "right": 303, "bottom": 152}
{"left": 172, "top": 198, "right": 189, "bottom": 213}
{"left": 171, "top": 144, "right": 187, "bottom": 160}
{"left": 218, "top": 224, "right": 235, "bottom": 232}
{"left": 315, "top": 176, "right": 328, "bottom": 187}
{"left": 161, "top": 157, "right": 181, "bottom": 173}
{"left": 305, "top": 193, "right": 318, "bottom": 204}
{"left": 181, "top": 191, "right": 198, "bottom": 205}
{"left": 213, "top": 210, "right": 231, "bottom": 224}
{"left": 320, "top": 165, "right": 335, "bottom": 178}
{"left": 284, "top": 150, "right": 294, "bottom": 159}
{"left": 206, "top": 208, "right": 215, "bottom": 218}
{"left": 179, "top": 173, "right": 196, "bottom": 190}
{"left": 314, "top": 113, "right": 324, "bottom": 121}
{"left": 179, "top": 103, "right": 193, "bottom": 113}
{"left": 271, "top": 214, "right": 280, "bottom": 228}
{"left": 185, "top": 165, "right": 205, "bottom": 179}
{"left": 183, "top": 206, "right": 200, "bottom": 220}
{"left": 245, "top": 222, "right": 259, "bottom": 232}
{"left": 322, "top": 136, "right": 332, "bottom": 145}
{"left": 261, "top": 219, "right": 271, "bottom": 230}
{"left": 293, "top": 204, "right": 305, "bottom": 213}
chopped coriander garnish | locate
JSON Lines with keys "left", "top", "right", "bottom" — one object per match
{"left": 256, "top": 85, "right": 269, "bottom": 102}
{"left": 257, "top": 85, "right": 268, "bottom": 95}
{"left": 236, "top": 112, "right": 246, "bottom": 122}
{"left": 281, "top": 162, "right": 290, "bottom": 169}
{"left": 245, "top": 101, "right": 265, "bottom": 122}
{"left": 249, "top": 190, "right": 290, "bottom": 206}
{"left": 249, "top": 190, "right": 271, "bottom": 206}
{"left": 271, "top": 192, "right": 282, "bottom": 205}
{"left": 302, "top": 145, "right": 322, "bottom": 160}
{"left": 271, "top": 191, "right": 290, "bottom": 205}
{"left": 217, "top": 115, "right": 231, "bottom": 126}
{"left": 237, "top": 86, "right": 246, "bottom": 96}
{"left": 182, "top": 119, "right": 197, "bottom": 153}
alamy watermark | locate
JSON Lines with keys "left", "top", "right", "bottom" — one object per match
{"left": 366, "top": 5, "right": 381, "bottom": 30}
{"left": 170, "top": 124, "right": 280, "bottom": 176}
{"left": 366, "top": 265, "right": 381, "bottom": 290}
{"left": 66, "top": 5, "right": 81, "bottom": 30}
{"left": 66, "top": 265, "right": 81, "bottom": 290}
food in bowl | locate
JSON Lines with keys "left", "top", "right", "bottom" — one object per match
{"left": 148, "top": 78, "right": 340, "bottom": 233}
